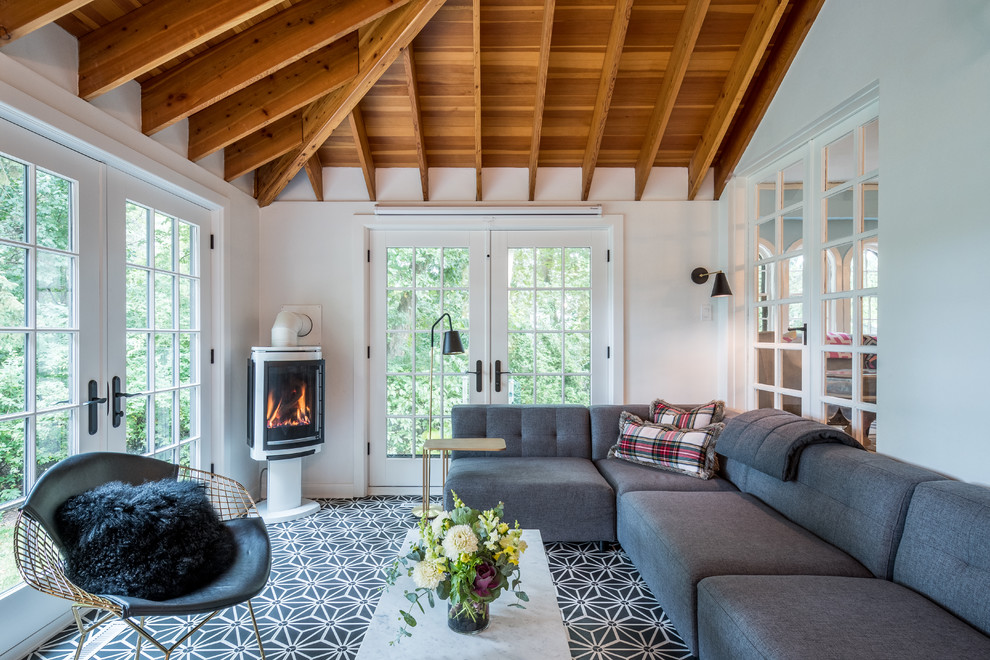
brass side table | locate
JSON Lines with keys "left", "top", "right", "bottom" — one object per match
{"left": 414, "top": 437, "right": 506, "bottom": 518}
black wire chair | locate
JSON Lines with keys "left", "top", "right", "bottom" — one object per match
{"left": 13, "top": 452, "right": 271, "bottom": 660}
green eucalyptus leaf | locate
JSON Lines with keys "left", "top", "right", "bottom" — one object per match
{"left": 516, "top": 591, "right": 529, "bottom": 602}
{"left": 405, "top": 592, "right": 418, "bottom": 603}
{"left": 401, "top": 611, "right": 417, "bottom": 627}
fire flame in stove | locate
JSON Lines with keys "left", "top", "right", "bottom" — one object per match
{"left": 267, "top": 382, "right": 312, "bottom": 429}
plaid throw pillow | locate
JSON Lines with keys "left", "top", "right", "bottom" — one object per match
{"left": 609, "top": 412, "right": 724, "bottom": 479}
{"left": 649, "top": 399, "right": 725, "bottom": 428}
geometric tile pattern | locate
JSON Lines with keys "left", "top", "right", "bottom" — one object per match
{"left": 23, "top": 496, "right": 693, "bottom": 660}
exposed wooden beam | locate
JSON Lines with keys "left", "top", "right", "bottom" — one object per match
{"left": 141, "top": 0, "right": 409, "bottom": 135}
{"left": 187, "top": 35, "right": 359, "bottom": 162}
{"left": 254, "top": 0, "right": 447, "bottom": 207}
{"left": 473, "top": 0, "right": 482, "bottom": 201}
{"left": 713, "top": 0, "right": 825, "bottom": 198}
{"left": 634, "top": 0, "right": 710, "bottom": 200}
{"left": 580, "top": 0, "right": 634, "bottom": 202}
{"left": 78, "top": 0, "right": 283, "bottom": 100}
{"left": 224, "top": 112, "right": 301, "bottom": 182}
{"left": 687, "top": 0, "right": 788, "bottom": 200}
{"left": 304, "top": 153, "right": 324, "bottom": 201}
{"left": 401, "top": 46, "right": 427, "bottom": 201}
{"left": 528, "top": 0, "right": 556, "bottom": 201}
{"left": 0, "top": 0, "right": 89, "bottom": 43}
{"left": 349, "top": 105, "right": 377, "bottom": 201}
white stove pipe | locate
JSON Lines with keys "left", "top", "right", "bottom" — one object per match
{"left": 271, "top": 311, "right": 313, "bottom": 347}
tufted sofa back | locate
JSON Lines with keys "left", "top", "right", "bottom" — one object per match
{"left": 450, "top": 405, "right": 591, "bottom": 459}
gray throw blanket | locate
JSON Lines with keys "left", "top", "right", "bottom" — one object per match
{"left": 717, "top": 408, "right": 864, "bottom": 481}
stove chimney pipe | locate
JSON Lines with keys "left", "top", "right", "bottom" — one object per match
{"left": 271, "top": 311, "right": 313, "bottom": 347}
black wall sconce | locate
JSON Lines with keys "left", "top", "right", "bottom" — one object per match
{"left": 691, "top": 267, "right": 733, "bottom": 298}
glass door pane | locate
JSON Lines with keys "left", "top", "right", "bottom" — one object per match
{"left": 370, "top": 231, "right": 487, "bottom": 489}
{"left": 0, "top": 118, "right": 102, "bottom": 644}
{"left": 107, "top": 171, "right": 210, "bottom": 468}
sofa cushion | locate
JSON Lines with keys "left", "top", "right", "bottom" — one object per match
{"left": 617, "top": 490, "right": 871, "bottom": 654}
{"left": 893, "top": 480, "right": 990, "bottom": 637}
{"left": 443, "top": 456, "right": 615, "bottom": 542}
{"left": 451, "top": 405, "right": 591, "bottom": 459}
{"left": 649, "top": 399, "right": 724, "bottom": 427}
{"left": 721, "top": 443, "right": 948, "bottom": 580}
{"left": 589, "top": 404, "right": 651, "bottom": 460}
{"left": 595, "top": 457, "right": 737, "bottom": 497}
{"left": 697, "top": 574, "right": 990, "bottom": 659}
{"left": 609, "top": 412, "right": 723, "bottom": 479}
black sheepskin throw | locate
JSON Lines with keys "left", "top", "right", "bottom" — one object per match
{"left": 54, "top": 479, "right": 236, "bottom": 600}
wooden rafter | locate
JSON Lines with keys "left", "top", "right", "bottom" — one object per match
{"left": 634, "top": 0, "right": 710, "bottom": 201}
{"left": 473, "top": 0, "right": 482, "bottom": 201}
{"left": 254, "top": 0, "right": 447, "bottom": 207}
{"left": 687, "top": 0, "right": 788, "bottom": 200}
{"left": 304, "top": 153, "right": 324, "bottom": 201}
{"left": 0, "top": 0, "right": 89, "bottom": 43}
{"left": 187, "top": 35, "right": 359, "bottom": 162}
{"left": 77, "top": 0, "right": 283, "bottom": 100}
{"left": 224, "top": 112, "right": 301, "bottom": 182}
{"left": 713, "top": 0, "right": 825, "bottom": 198}
{"left": 402, "top": 46, "right": 428, "bottom": 201}
{"left": 528, "top": 0, "right": 556, "bottom": 201}
{"left": 580, "top": 0, "right": 634, "bottom": 202}
{"left": 141, "top": 0, "right": 409, "bottom": 135}
{"left": 349, "top": 105, "right": 377, "bottom": 201}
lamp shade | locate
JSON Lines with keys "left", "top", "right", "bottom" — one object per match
{"left": 442, "top": 330, "right": 464, "bottom": 355}
{"left": 710, "top": 271, "right": 733, "bottom": 297}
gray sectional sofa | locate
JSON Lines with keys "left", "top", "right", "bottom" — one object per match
{"left": 445, "top": 404, "right": 990, "bottom": 658}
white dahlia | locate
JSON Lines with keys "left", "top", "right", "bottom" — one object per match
{"left": 442, "top": 524, "right": 479, "bottom": 560}
{"left": 411, "top": 559, "right": 445, "bottom": 590}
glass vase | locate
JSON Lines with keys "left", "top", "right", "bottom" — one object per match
{"left": 447, "top": 600, "right": 490, "bottom": 634}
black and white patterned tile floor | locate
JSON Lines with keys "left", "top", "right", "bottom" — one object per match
{"left": 23, "top": 496, "right": 692, "bottom": 660}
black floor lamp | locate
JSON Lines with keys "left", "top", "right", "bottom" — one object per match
{"left": 411, "top": 312, "right": 464, "bottom": 518}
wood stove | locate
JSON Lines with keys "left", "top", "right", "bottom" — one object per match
{"left": 248, "top": 346, "right": 324, "bottom": 461}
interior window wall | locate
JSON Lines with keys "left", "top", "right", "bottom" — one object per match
{"left": 748, "top": 108, "right": 879, "bottom": 449}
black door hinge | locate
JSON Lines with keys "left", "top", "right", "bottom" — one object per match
{"left": 367, "top": 346, "right": 371, "bottom": 359}
{"left": 607, "top": 346, "right": 611, "bottom": 359}
{"left": 210, "top": 349, "right": 215, "bottom": 364}
{"left": 606, "top": 249, "right": 610, "bottom": 262}
{"left": 210, "top": 234, "right": 215, "bottom": 250}
{"left": 367, "top": 442, "right": 371, "bottom": 456}
{"left": 367, "top": 249, "right": 371, "bottom": 263}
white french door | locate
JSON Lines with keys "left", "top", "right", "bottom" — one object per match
{"left": 106, "top": 171, "right": 212, "bottom": 467}
{"left": 0, "top": 119, "right": 214, "bottom": 657}
{"left": 369, "top": 228, "right": 610, "bottom": 490}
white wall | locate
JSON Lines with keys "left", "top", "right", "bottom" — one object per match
{"left": 260, "top": 167, "right": 722, "bottom": 497}
{"left": 730, "top": 0, "right": 990, "bottom": 485}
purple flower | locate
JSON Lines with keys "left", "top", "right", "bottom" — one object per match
{"left": 473, "top": 562, "right": 497, "bottom": 597}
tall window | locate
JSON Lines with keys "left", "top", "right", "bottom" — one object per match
{"left": 748, "top": 109, "right": 879, "bottom": 449}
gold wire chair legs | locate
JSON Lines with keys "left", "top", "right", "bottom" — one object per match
{"left": 69, "top": 600, "right": 265, "bottom": 660}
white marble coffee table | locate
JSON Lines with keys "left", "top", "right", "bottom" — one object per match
{"left": 357, "top": 528, "right": 571, "bottom": 659}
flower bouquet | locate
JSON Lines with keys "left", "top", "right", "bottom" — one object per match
{"left": 387, "top": 492, "right": 529, "bottom": 640}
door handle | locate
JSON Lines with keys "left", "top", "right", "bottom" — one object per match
{"left": 83, "top": 379, "right": 108, "bottom": 435}
{"left": 786, "top": 323, "right": 808, "bottom": 345}
{"left": 494, "top": 360, "right": 512, "bottom": 393}
{"left": 464, "top": 360, "right": 483, "bottom": 393}
{"left": 111, "top": 376, "right": 146, "bottom": 428}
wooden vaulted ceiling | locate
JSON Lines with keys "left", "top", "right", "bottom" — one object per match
{"left": 1, "top": 0, "right": 824, "bottom": 206}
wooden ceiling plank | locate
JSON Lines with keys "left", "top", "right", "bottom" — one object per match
{"left": 78, "top": 0, "right": 284, "bottom": 101}
{"left": 473, "top": 0, "right": 482, "bottom": 201}
{"left": 254, "top": 0, "right": 447, "bottom": 207}
{"left": 580, "top": 0, "right": 634, "bottom": 202}
{"left": 528, "top": 0, "right": 556, "bottom": 202}
{"left": 402, "top": 46, "right": 428, "bottom": 201}
{"left": 349, "top": 105, "right": 377, "bottom": 201}
{"left": 633, "top": 0, "right": 710, "bottom": 201}
{"left": 687, "top": 0, "right": 788, "bottom": 200}
{"left": 188, "top": 35, "right": 359, "bottom": 162}
{"left": 304, "top": 153, "right": 324, "bottom": 201}
{"left": 224, "top": 112, "right": 301, "bottom": 182}
{"left": 0, "top": 0, "right": 90, "bottom": 43}
{"left": 141, "top": 0, "right": 411, "bottom": 135}
{"left": 713, "top": 0, "right": 825, "bottom": 198}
